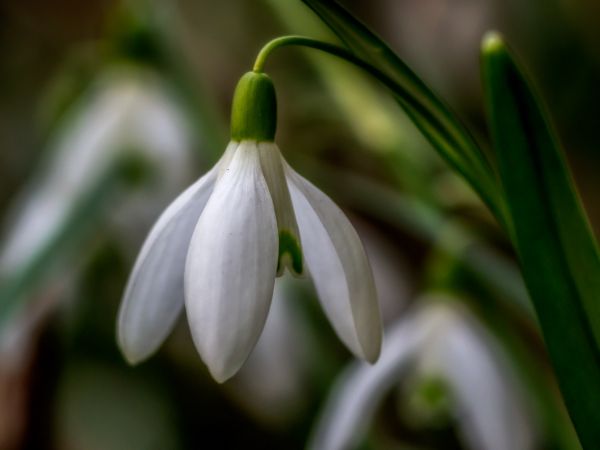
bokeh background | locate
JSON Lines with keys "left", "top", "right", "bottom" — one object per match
{"left": 0, "top": 0, "right": 599, "bottom": 449}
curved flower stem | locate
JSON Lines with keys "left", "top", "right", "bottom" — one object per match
{"left": 254, "top": 36, "right": 392, "bottom": 83}
{"left": 253, "top": 36, "right": 507, "bottom": 228}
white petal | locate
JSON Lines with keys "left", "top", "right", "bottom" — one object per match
{"left": 0, "top": 76, "right": 139, "bottom": 275}
{"left": 423, "top": 307, "right": 536, "bottom": 450}
{"left": 257, "top": 142, "right": 303, "bottom": 276}
{"left": 309, "top": 302, "right": 536, "bottom": 450}
{"left": 0, "top": 70, "right": 197, "bottom": 278}
{"left": 308, "top": 307, "right": 434, "bottom": 450}
{"left": 285, "top": 165, "right": 382, "bottom": 361}
{"left": 117, "top": 142, "right": 238, "bottom": 364}
{"left": 184, "top": 143, "right": 278, "bottom": 383}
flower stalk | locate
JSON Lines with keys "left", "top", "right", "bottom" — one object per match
{"left": 253, "top": 35, "right": 506, "bottom": 226}
{"left": 253, "top": 36, "right": 390, "bottom": 81}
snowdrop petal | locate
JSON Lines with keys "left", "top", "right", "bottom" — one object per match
{"left": 118, "top": 142, "right": 238, "bottom": 364}
{"left": 310, "top": 302, "right": 536, "bottom": 450}
{"left": 257, "top": 142, "right": 303, "bottom": 276}
{"left": 424, "top": 309, "right": 536, "bottom": 450}
{"left": 285, "top": 165, "right": 381, "bottom": 361}
{"left": 309, "top": 308, "right": 435, "bottom": 450}
{"left": 0, "top": 76, "right": 139, "bottom": 275}
{"left": 184, "top": 144, "right": 278, "bottom": 383}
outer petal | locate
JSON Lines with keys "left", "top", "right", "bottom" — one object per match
{"left": 117, "top": 142, "right": 238, "bottom": 364}
{"left": 0, "top": 77, "right": 138, "bottom": 275}
{"left": 309, "top": 302, "right": 536, "bottom": 450}
{"left": 423, "top": 307, "right": 536, "bottom": 450}
{"left": 285, "top": 164, "right": 382, "bottom": 361}
{"left": 184, "top": 143, "right": 278, "bottom": 383}
{"left": 308, "top": 307, "right": 433, "bottom": 450}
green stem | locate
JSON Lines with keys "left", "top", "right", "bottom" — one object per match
{"left": 255, "top": 36, "right": 387, "bottom": 78}
{"left": 253, "top": 35, "right": 506, "bottom": 228}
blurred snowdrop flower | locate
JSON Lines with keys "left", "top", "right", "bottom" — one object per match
{"left": 0, "top": 66, "right": 193, "bottom": 278}
{"left": 309, "top": 298, "right": 536, "bottom": 450}
{"left": 118, "top": 71, "right": 382, "bottom": 382}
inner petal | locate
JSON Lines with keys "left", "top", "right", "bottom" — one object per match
{"left": 256, "top": 141, "right": 303, "bottom": 277}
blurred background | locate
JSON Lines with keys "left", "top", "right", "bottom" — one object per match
{"left": 0, "top": 0, "right": 599, "bottom": 449}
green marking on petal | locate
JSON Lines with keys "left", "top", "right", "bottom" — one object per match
{"left": 277, "top": 229, "right": 303, "bottom": 276}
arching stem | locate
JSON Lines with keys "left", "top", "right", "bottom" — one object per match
{"left": 253, "top": 36, "right": 390, "bottom": 85}
{"left": 252, "top": 35, "right": 506, "bottom": 225}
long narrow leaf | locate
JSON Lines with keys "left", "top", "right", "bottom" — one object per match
{"left": 301, "top": 0, "right": 505, "bottom": 222}
{"left": 482, "top": 33, "right": 600, "bottom": 448}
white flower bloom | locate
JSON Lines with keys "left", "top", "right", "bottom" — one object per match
{"left": 309, "top": 299, "right": 537, "bottom": 450}
{"left": 118, "top": 71, "right": 382, "bottom": 382}
{"left": 0, "top": 67, "right": 193, "bottom": 277}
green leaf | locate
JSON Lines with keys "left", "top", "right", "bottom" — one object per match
{"left": 482, "top": 32, "right": 600, "bottom": 448}
{"left": 300, "top": 0, "right": 505, "bottom": 223}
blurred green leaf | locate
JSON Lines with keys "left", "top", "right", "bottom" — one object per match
{"left": 300, "top": 0, "right": 505, "bottom": 223}
{"left": 482, "top": 33, "right": 600, "bottom": 448}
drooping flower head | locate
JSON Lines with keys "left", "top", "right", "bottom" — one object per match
{"left": 118, "top": 70, "right": 382, "bottom": 382}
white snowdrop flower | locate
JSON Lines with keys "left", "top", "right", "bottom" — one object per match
{"left": 0, "top": 67, "right": 192, "bottom": 278}
{"left": 118, "top": 71, "right": 382, "bottom": 382}
{"left": 309, "top": 298, "right": 536, "bottom": 450}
